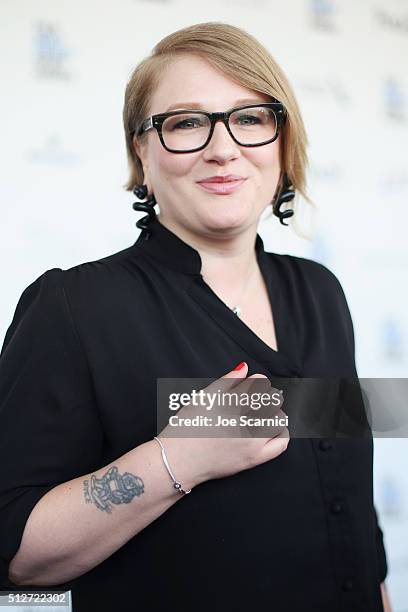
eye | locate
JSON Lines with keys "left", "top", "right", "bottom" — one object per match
{"left": 164, "top": 114, "right": 208, "bottom": 131}
{"left": 231, "top": 107, "right": 273, "bottom": 128}
{"left": 236, "top": 114, "right": 260, "bottom": 126}
{"left": 174, "top": 118, "right": 203, "bottom": 130}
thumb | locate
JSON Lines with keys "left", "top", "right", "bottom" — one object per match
{"left": 227, "top": 361, "right": 248, "bottom": 377}
{"left": 219, "top": 361, "right": 248, "bottom": 389}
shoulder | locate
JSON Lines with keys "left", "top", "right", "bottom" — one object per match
{"left": 1, "top": 268, "right": 70, "bottom": 369}
{"left": 61, "top": 244, "right": 139, "bottom": 293}
{"left": 267, "top": 251, "right": 340, "bottom": 284}
{"left": 2, "top": 268, "right": 65, "bottom": 351}
{"left": 37, "top": 245, "right": 142, "bottom": 316}
{"left": 266, "top": 251, "right": 349, "bottom": 305}
{"left": 264, "top": 252, "right": 355, "bottom": 348}
{"left": 17, "top": 243, "right": 137, "bottom": 294}
{"left": 14, "top": 243, "right": 136, "bottom": 311}
{"left": 265, "top": 253, "right": 357, "bottom": 368}
{"left": 2, "top": 245, "right": 138, "bottom": 354}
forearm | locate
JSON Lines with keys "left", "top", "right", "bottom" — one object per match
{"left": 8, "top": 438, "right": 197, "bottom": 586}
{"left": 381, "top": 582, "right": 392, "bottom": 612}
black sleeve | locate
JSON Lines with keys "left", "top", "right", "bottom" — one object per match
{"left": 323, "top": 263, "right": 389, "bottom": 582}
{"left": 373, "top": 506, "right": 388, "bottom": 583}
{"left": 0, "top": 268, "right": 104, "bottom": 588}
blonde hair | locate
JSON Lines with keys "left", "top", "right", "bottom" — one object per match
{"left": 123, "top": 22, "right": 314, "bottom": 229}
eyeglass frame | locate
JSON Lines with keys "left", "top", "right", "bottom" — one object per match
{"left": 132, "top": 101, "right": 287, "bottom": 154}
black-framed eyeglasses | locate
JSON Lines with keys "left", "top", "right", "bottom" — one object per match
{"left": 132, "top": 101, "right": 286, "bottom": 153}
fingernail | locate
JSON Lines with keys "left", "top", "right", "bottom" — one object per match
{"left": 233, "top": 361, "right": 247, "bottom": 371}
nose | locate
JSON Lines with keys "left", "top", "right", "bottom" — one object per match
{"left": 201, "top": 119, "right": 240, "bottom": 163}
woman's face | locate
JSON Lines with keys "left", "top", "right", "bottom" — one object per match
{"left": 134, "top": 54, "right": 282, "bottom": 238}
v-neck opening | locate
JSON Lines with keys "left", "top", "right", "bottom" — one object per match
{"left": 200, "top": 278, "right": 280, "bottom": 354}
{"left": 187, "top": 250, "right": 300, "bottom": 376}
{"left": 199, "top": 250, "right": 281, "bottom": 356}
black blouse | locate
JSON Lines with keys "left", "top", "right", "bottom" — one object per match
{"left": 0, "top": 215, "right": 387, "bottom": 611}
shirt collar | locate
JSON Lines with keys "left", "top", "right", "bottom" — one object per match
{"left": 133, "top": 215, "right": 266, "bottom": 275}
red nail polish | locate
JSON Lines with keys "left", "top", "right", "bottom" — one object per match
{"left": 233, "top": 361, "right": 247, "bottom": 371}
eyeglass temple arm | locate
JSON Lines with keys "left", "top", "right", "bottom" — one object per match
{"left": 137, "top": 117, "right": 153, "bottom": 136}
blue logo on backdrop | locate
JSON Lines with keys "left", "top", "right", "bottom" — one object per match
{"left": 384, "top": 78, "right": 406, "bottom": 123}
{"left": 380, "top": 475, "right": 403, "bottom": 517}
{"left": 382, "top": 317, "right": 405, "bottom": 363}
{"left": 34, "top": 22, "right": 72, "bottom": 79}
{"left": 26, "top": 135, "right": 79, "bottom": 166}
{"left": 309, "top": 0, "right": 337, "bottom": 31}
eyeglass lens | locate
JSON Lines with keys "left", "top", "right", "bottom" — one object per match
{"left": 161, "top": 106, "right": 278, "bottom": 151}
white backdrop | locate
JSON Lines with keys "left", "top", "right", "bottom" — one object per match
{"left": 1, "top": 0, "right": 407, "bottom": 609}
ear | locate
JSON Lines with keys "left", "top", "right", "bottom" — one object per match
{"left": 132, "top": 135, "right": 152, "bottom": 191}
{"left": 132, "top": 134, "right": 143, "bottom": 162}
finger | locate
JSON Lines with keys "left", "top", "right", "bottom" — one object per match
{"left": 217, "top": 362, "right": 249, "bottom": 390}
{"left": 260, "top": 427, "right": 290, "bottom": 462}
{"left": 247, "top": 373, "right": 269, "bottom": 378}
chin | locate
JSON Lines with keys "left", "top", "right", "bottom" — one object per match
{"left": 199, "top": 210, "right": 249, "bottom": 234}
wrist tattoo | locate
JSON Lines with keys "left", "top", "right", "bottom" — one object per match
{"left": 83, "top": 465, "right": 144, "bottom": 513}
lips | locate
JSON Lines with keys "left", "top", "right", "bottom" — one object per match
{"left": 198, "top": 178, "right": 246, "bottom": 195}
{"left": 197, "top": 174, "right": 246, "bottom": 183}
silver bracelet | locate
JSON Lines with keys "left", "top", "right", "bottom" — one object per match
{"left": 153, "top": 436, "right": 192, "bottom": 495}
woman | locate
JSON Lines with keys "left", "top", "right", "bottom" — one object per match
{"left": 0, "top": 22, "right": 390, "bottom": 612}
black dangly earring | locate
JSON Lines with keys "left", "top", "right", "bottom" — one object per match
{"left": 272, "top": 173, "right": 295, "bottom": 226}
{"left": 132, "top": 184, "right": 157, "bottom": 240}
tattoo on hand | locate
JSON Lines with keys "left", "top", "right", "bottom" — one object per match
{"left": 83, "top": 466, "right": 145, "bottom": 513}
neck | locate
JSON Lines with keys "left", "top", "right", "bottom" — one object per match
{"left": 156, "top": 214, "right": 259, "bottom": 290}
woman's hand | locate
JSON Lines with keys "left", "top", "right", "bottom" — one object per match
{"left": 158, "top": 362, "right": 290, "bottom": 488}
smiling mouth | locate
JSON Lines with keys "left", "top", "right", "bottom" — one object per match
{"left": 197, "top": 178, "right": 247, "bottom": 195}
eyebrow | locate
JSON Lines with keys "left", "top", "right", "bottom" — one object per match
{"left": 163, "top": 98, "right": 268, "bottom": 113}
